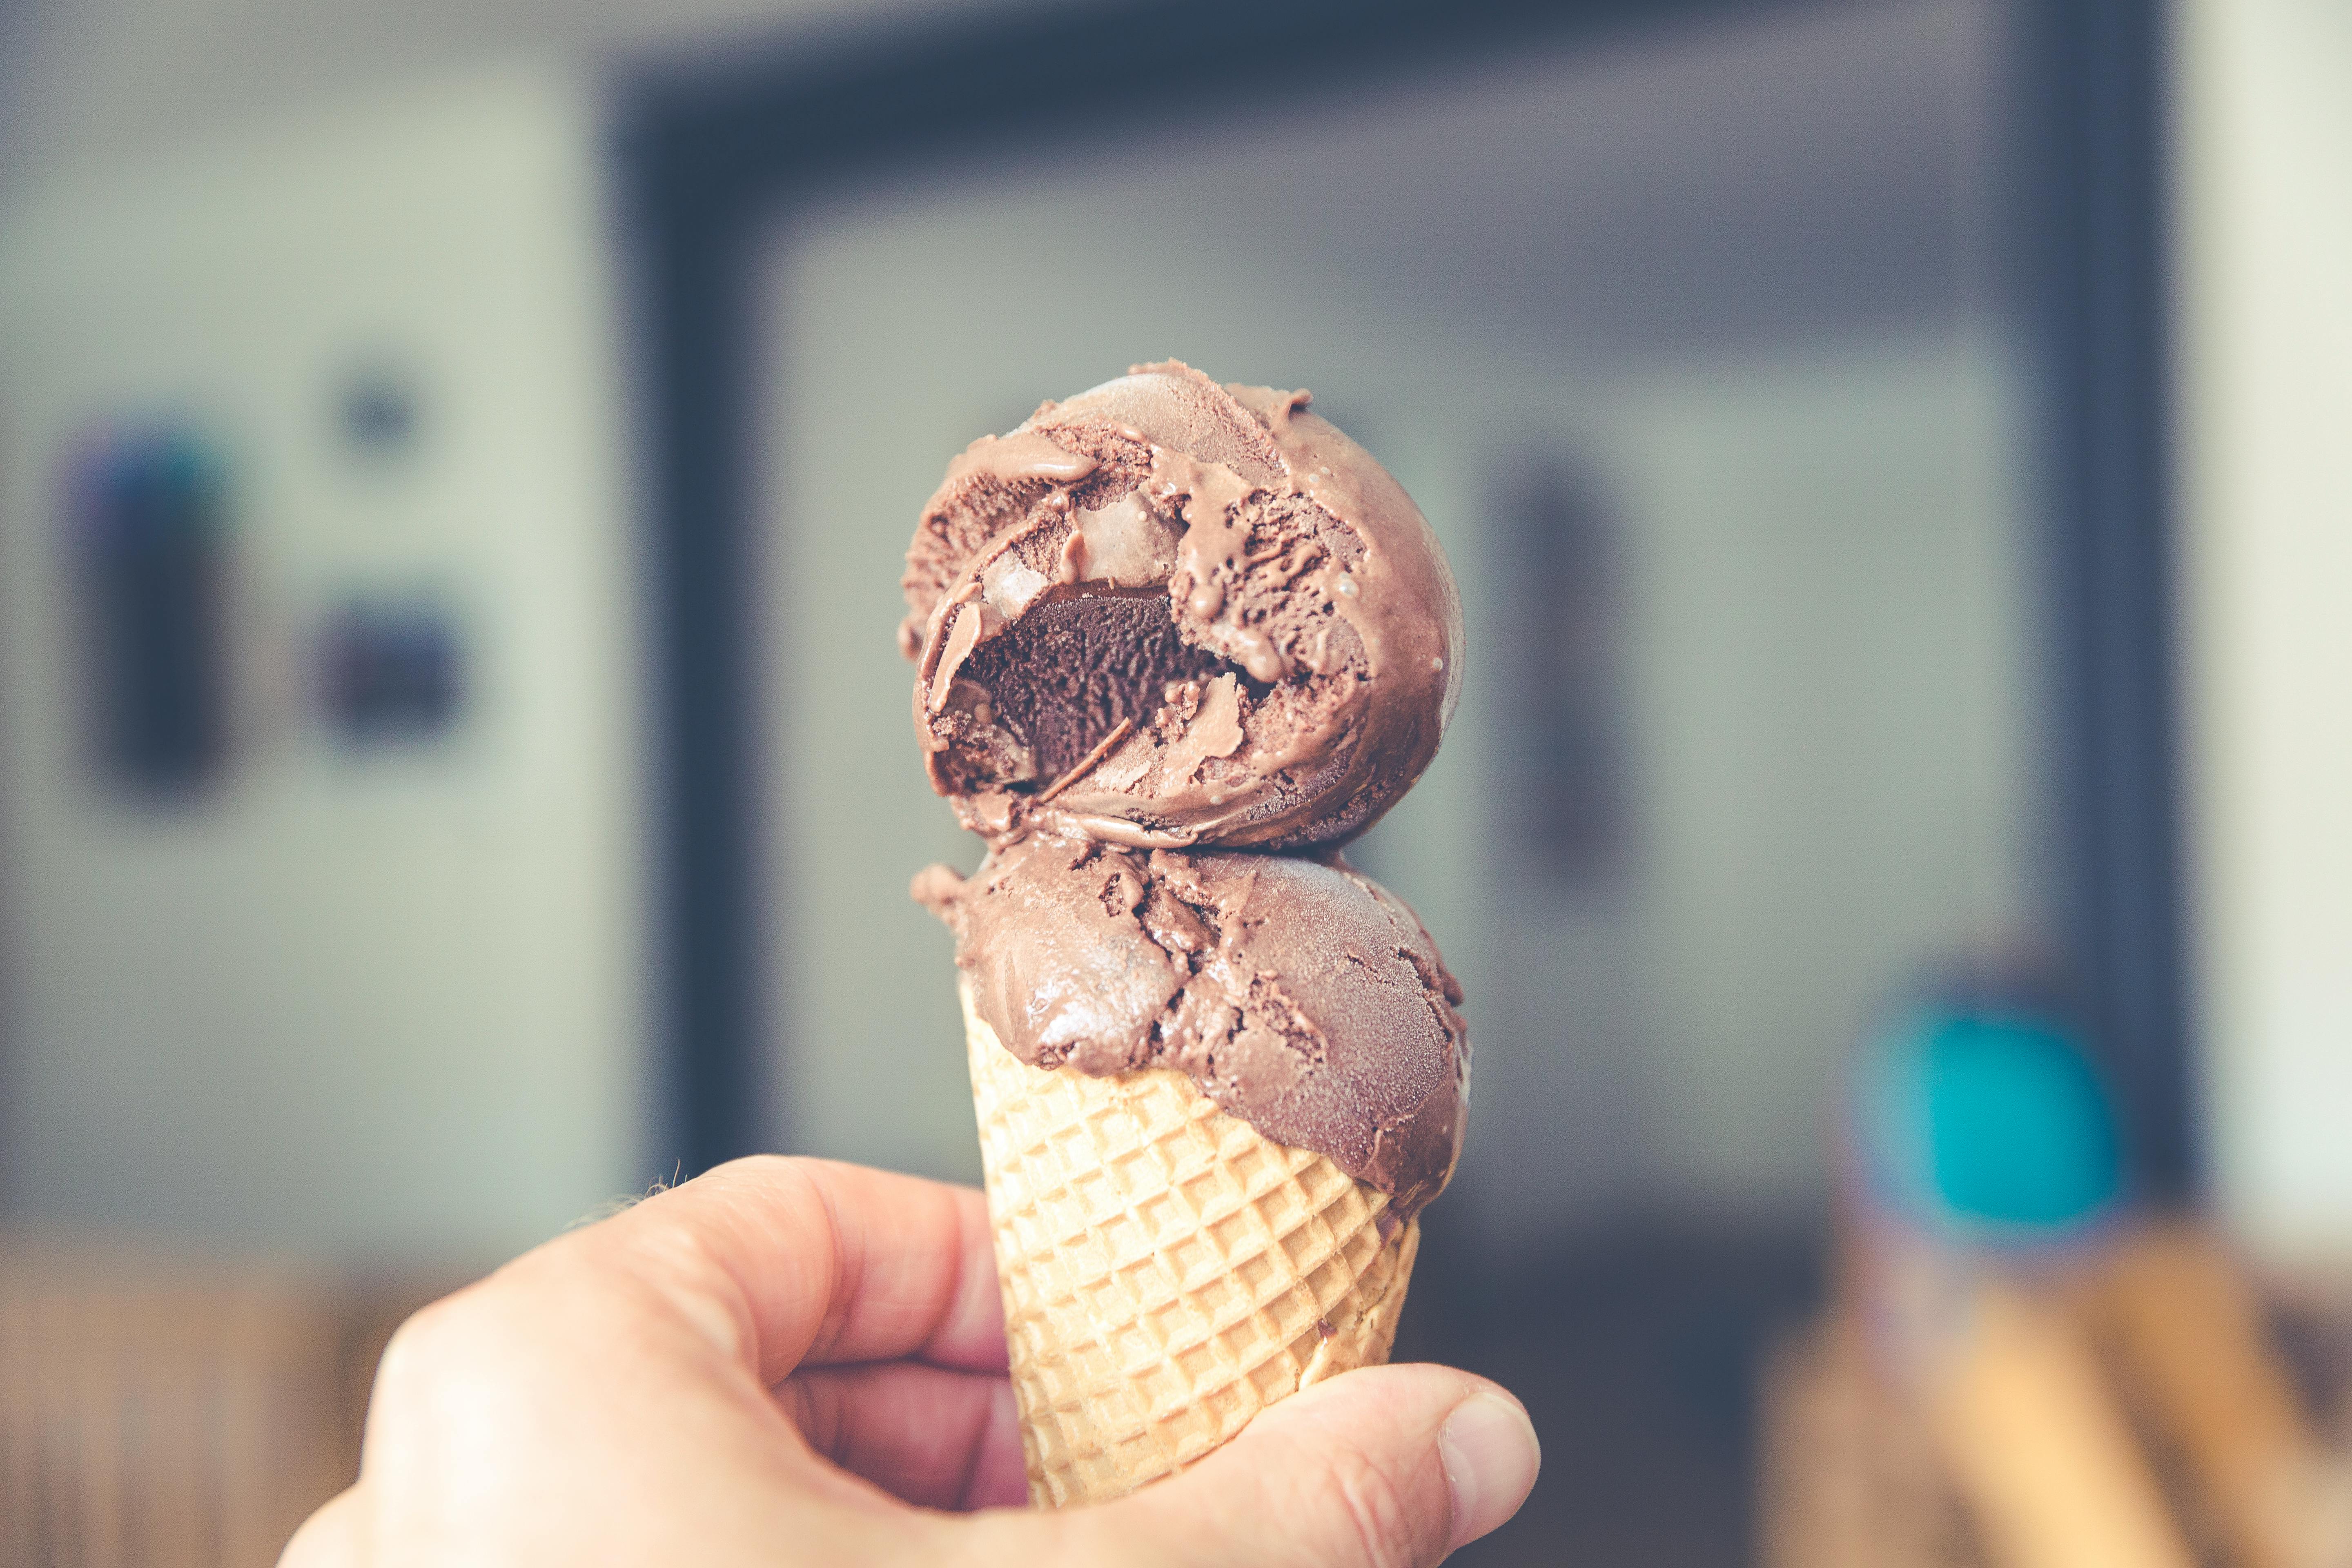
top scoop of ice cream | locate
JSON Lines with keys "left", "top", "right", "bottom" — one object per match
{"left": 903, "top": 361, "right": 1463, "bottom": 852}
{"left": 913, "top": 834, "right": 1469, "bottom": 1218}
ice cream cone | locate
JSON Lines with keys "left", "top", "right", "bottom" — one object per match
{"left": 962, "top": 980, "right": 1419, "bottom": 1508}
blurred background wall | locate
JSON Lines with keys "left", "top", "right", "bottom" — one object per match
{"left": 0, "top": 61, "right": 649, "bottom": 1265}
{"left": 0, "top": 0, "right": 2051, "bottom": 1263}
{"left": 2173, "top": 0, "right": 2352, "bottom": 1267}
{"left": 0, "top": 0, "right": 2348, "bottom": 1562}
{"left": 755, "top": 0, "right": 2039, "bottom": 1250}
{"left": 0, "top": 0, "right": 977, "bottom": 187}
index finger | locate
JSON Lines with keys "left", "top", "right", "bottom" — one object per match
{"left": 544, "top": 1156, "right": 1007, "bottom": 1385}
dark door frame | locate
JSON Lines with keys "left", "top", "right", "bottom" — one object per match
{"left": 615, "top": 0, "right": 2192, "bottom": 1198}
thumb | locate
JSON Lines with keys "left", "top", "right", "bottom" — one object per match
{"left": 1076, "top": 1365, "right": 1539, "bottom": 1567}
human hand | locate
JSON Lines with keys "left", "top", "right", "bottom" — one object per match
{"left": 281, "top": 1156, "right": 1538, "bottom": 1566}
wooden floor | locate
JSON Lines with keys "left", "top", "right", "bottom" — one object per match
{"left": 1390, "top": 1217, "right": 1823, "bottom": 1568}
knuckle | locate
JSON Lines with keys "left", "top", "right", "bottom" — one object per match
{"left": 919, "top": 1508, "right": 1039, "bottom": 1568}
{"left": 276, "top": 1488, "right": 357, "bottom": 1568}
{"left": 1021, "top": 1509, "right": 1159, "bottom": 1568}
{"left": 617, "top": 1221, "right": 752, "bottom": 1359}
{"left": 374, "top": 1296, "right": 461, "bottom": 1386}
{"left": 360, "top": 1284, "right": 553, "bottom": 1485}
{"left": 706, "top": 1152, "right": 811, "bottom": 1187}
{"left": 371, "top": 1286, "right": 502, "bottom": 1405}
{"left": 1322, "top": 1440, "right": 1423, "bottom": 1568}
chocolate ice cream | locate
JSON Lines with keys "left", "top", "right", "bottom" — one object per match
{"left": 903, "top": 361, "right": 1463, "bottom": 853}
{"left": 907, "top": 363, "right": 1473, "bottom": 1504}
{"left": 914, "top": 833, "right": 1468, "bottom": 1219}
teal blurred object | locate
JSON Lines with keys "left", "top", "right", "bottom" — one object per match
{"left": 1858, "top": 1001, "right": 2124, "bottom": 1242}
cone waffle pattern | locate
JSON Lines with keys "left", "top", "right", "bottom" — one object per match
{"left": 963, "top": 984, "right": 1419, "bottom": 1507}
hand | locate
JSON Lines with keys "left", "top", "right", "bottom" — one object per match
{"left": 281, "top": 1156, "right": 1538, "bottom": 1566}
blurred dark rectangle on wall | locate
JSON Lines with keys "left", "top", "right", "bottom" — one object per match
{"left": 1501, "top": 455, "right": 1627, "bottom": 886}
{"left": 69, "top": 428, "right": 232, "bottom": 802}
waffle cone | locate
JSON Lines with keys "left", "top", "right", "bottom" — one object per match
{"left": 962, "top": 980, "right": 1419, "bottom": 1508}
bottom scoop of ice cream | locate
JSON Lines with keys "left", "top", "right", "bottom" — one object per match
{"left": 913, "top": 835, "right": 1468, "bottom": 1218}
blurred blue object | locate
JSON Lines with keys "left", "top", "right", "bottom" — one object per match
{"left": 1857, "top": 999, "right": 2124, "bottom": 1241}
{"left": 69, "top": 426, "right": 232, "bottom": 800}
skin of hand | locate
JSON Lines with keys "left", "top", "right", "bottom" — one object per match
{"left": 280, "top": 1156, "right": 1539, "bottom": 1567}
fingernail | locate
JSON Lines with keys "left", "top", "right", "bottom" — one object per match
{"left": 1439, "top": 1391, "right": 1540, "bottom": 1552}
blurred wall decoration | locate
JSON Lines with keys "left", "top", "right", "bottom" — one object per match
{"left": 0, "top": 63, "right": 651, "bottom": 1263}
{"left": 1498, "top": 455, "right": 1626, "bottom": 889}
{"left": 67, "top": 428, "right": 236, "bottom": 802}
